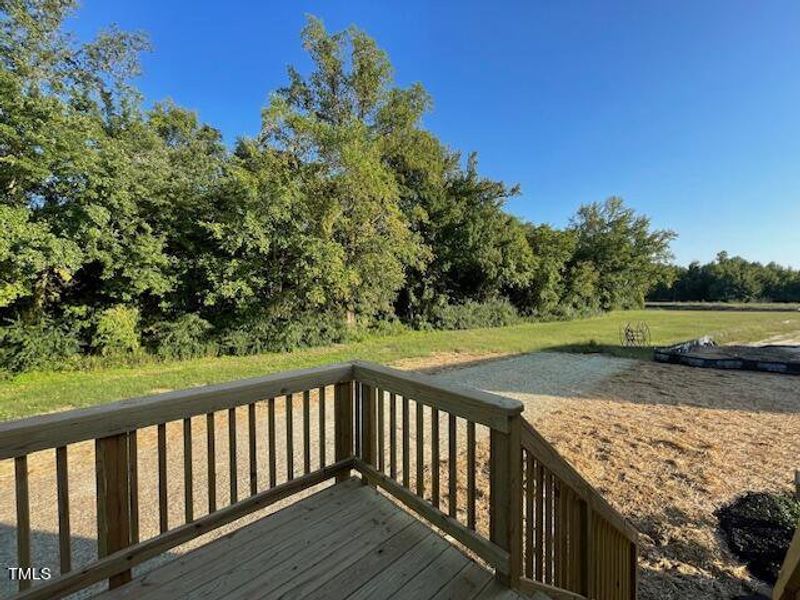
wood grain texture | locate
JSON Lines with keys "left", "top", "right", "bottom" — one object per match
{"left": 303, "top": 390, "right": 311, "bottom": 475}
{"left": 416, "top": 401, "right": 424, "bottom": 497}
{"left": 206, "top": 413, "right": 216, "bottom": 513}
{"left": 95, "top": 434, "right": 133, "bottom": 588}
{"left": 228, "top": 408, "right": 238, "bottom": 503}
{"left": 248, "top": 403, "right": 257, "bottom": 495}
{"left": 467, "top": 421, "right": 476, "bottom": 531}
{"left": 334, "top": 382, "right": 353, "bottom": 483}
{"left": 157, "top": 424, "right": 168, "bottom": 534}
{"left": 127, "top": 431, "right": 139, "bottom": 545}
{"left": 355, "top": 461, "right": 510, "bottom": 574}
{"left": 402, "top": 396, "right": 410, "bottom": 488}
{"left": 15, "top": 461, "right": 354, "bottom": 600}
{"left": 15, "top": 455, "right": 31, "bottom": 591}
{"left": 267, "top": 398, "right": 276, "bottom": 488}
{"left": 56, "top": 446, "right": 72, "bottom": 574}
{"left": 431, "top": 408, "right": 440, "bottom": 509}
{"left": 389, "top": 392, "right": 397, "bottom": 480}
{"left": 448, "top": 413, "right": 457, "bottom": 519}
{"left": 319, "top": 387, "right": 326, "bottom": 468}
{"left": 183, "top": 418, "right": 194, "bottom": 523}
{"left": 285, "top": 394, "right": 293, "bottom": 481}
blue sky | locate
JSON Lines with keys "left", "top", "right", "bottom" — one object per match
{"left": 68, "top": 1, "right": 800, "bottom": 267}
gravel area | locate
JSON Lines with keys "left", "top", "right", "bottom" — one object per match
{"left": 433, "top": 351, "right": 633, "bottom": 421}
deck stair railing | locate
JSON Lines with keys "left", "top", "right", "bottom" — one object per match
{"left": 0, "top": 360, "right": 638, "bottom": 600}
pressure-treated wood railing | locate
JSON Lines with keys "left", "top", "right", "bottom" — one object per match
{"left": 774, "top": 521, "right": 800, "bottom": 600}
{"left": 0, "top": 360, "right": 638, "bottom": 600}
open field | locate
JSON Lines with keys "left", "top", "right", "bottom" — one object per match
{"left": 647, "top": 301, "right": 800, "bottom": 312}
{"left": 1, "top": 309, "right": 799, "bottom": 420}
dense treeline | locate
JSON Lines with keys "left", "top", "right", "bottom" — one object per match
{"left": 0, "top": 2, "right": 676, "bottom": 372}
{"left": 648, "top": 252, "right": 800, "bottom": 303}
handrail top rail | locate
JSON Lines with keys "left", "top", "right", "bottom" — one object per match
{"left": 0, "top": 359, "right": 524, "bottom": 458}
{"left": 521, "top": 419, "right": 639, "bottom": 544}
{"left": 352, "top": 360, "right": 523, "bottom": 432}
{"left": 0, "top": 362, "right": 354, "bottom": 460}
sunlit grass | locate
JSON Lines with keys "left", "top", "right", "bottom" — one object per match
{"left": 1, "top": 309, "right": 797, "bottom": 420}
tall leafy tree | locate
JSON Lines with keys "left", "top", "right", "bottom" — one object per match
{"left": 260, "top": 16, "right": 427, "bottom": 323}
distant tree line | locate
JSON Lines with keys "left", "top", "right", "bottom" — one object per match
{"left": 0, "top": 2, "right": 676, "bottom": 372}
{"left": 648, "top": 252, "right": 800, "bottom": 303}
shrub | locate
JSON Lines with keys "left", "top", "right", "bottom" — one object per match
{"left": 92, "top": 306, "right": 140, "bottom": 356}
{"left": 716, "top": 492, "right": 800, "bottom": 584}
{"left": 427, "top": 299, "right": 520, "bottom": 330}
{"left": 218, "top": 312, "right": 347, "bottom": 356}
{"left": 147, "top": 314, "right": 216, "bottom": 360}
{"left": 0, "top": 317, "right": 82, "bottom": 373}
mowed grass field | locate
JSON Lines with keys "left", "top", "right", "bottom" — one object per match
{"left": 1, "top": 309, "right": 798, "bottom": 420}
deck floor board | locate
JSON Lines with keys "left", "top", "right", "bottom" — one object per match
{"left": 93, "top": 478, "right": 528, "bottom": 600}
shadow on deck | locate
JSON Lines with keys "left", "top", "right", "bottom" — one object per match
{"left": 94, "top": 478, "right": 523, "bottom": 600}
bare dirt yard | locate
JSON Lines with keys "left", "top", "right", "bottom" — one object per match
{"left": 1, "top": 349, "right": 797, "bottom": 599}
{"left": 433, "top": 351, "right": 800, "bottom": 599}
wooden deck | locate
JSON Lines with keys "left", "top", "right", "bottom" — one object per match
{"left": 92, "top": 478, "right": 529, "bottom": 600}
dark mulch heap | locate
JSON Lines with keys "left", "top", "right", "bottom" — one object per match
{"left": 716, "top": 492, "right": 800, "bottom": 584}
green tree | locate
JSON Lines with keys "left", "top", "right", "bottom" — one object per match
{"left": 569, "top": 197, "right": 675, "bottom": 310}
{"left": 260, "top": 16, "right": 427, "bottom": 324}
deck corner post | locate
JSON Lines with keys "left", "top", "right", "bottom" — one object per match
{"left": 95, "top": 431, "right": 134, "bottom": 589}
{"left": 490, "top": 413, "right": 523, "bottom": 588}
{"left": 334, "top": 381, "right": 354, "bottom": 482}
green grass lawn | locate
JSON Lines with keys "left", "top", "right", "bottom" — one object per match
{"left": 1, "top": 309, "right": 798, "bottom": 421}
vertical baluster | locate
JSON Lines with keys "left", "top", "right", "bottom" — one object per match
{"left": 377, "top": 388, "right": 385, "bottom": 472}
{"left": 268, "top": 398, "right": 276, "bottom": 487}
{"left": 318, "top": 387, "right": 326, "bottom": 468}
{"left": 448, "top": 414, "right": 457, "bottom": 518}
{"left": 206, "top": 413, "right": 217, "bottom": 513}
{"left": 467, "top": 421, "right": 476, "bottom": 530}
{"left": 128, "top": 431, "right": 139, "bottom": 544}
{"left": 286, "top": 394, "right": 294, "bottom": 481}
{"left": 303, "top": 391, "right": 311, "bottom": 475}
{"left": 248, "top": 403, "right": 257, "bottom": 495}
{"left": 545, "top": 470, "right": 553, "bottom": 584}
{"left": 525, "top": 452, "right": 534, "bottom": 578}
{"left": 431, "top": 408, "right": 440, "bottom": 508}
{"left": 15, "top": 455, "right": 31, "bottom": 591}
{"left": 361, "top": 384, "right": 377, "bottom": 470}
{"left": 584, "top": 501, "right": 594, "bottom": 597}
{"left": 158, "top": 423, "right": 168, "bottom": 533}
{"left": 228, "top": 408, "right": 238, "bottom": 503}
{"left": 389, "top": 393, "right": 397, "bottom": 479}
{"left": 415, "top": 401, "right": 424, "bottom": 496}
{"left": 56, "top": 446, "right": 72, "bottom": 574}
{"left": 402, "top": 396, "right": 410, "bottom": 488}
{"left": 183, "top": 418, "right": 194, "bottom": 523}
{"left": 535, "top": 462, "right": 544, "bottom": 581}
{"left": 555, "top": 480, "right": 563, "bottom": 586}
{"left": 571, "top": 492, "right": 581, "bottom": 592}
